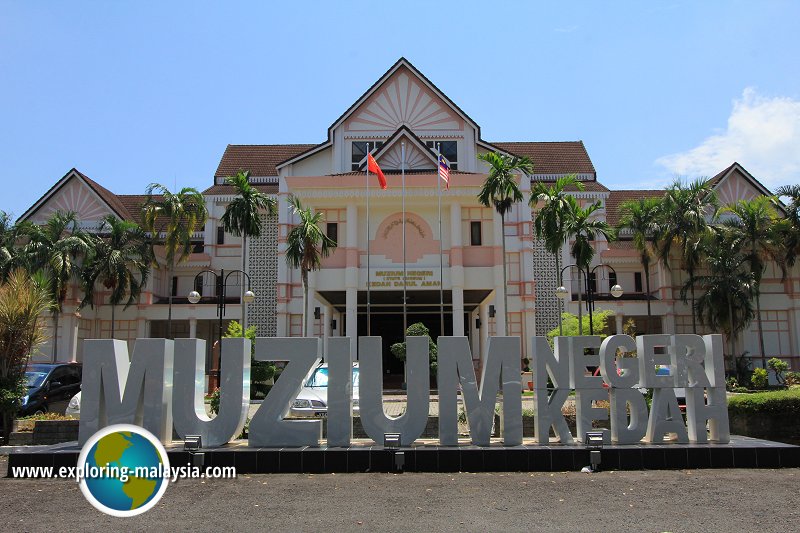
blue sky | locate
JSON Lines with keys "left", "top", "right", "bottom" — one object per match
{"left": 1, "top": 0, "right": 798, "bottom": 218}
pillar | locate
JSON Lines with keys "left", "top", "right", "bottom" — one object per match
{"left": 615, "top": 312, "right": 624, "bottom": 335}
{"left": 479, "top": 303, "right": 489, "bottom": 362}
{"left": 452, "top": 287, "right": 464, "bottom": 336}
{"left": 492, "top": 210, "right": 507, "bottom": 336}
{"left": 346, "top": 287, "right": 358, "bottom": 359}
{"left": 323, "top": 305, "right": 331, "bottom": 357}
{"left": 189, "top": 318, "right": 198, "bottom": 339}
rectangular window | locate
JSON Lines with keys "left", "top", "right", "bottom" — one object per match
{"left": 470, "top": 221, "right": 482, "bottom": 246}
{"left": 635, "top": 272, "right": 643, "bottom": 293}
{"left": 171, "top": 276, "right": 178, "bottom": 297}
{"left": 217, "top": 227, "right": 225, "bottom": 245}
{"left": 425, "top": 140, "right": 458, "bottom": 170}
{"left": 326, "top": 222, "right": 338, "bottom": 243}
{"left": 588, "top": 272, "right": 597, "bottom": 294}
{"left": 351, "top": 141, "right": 384, "bottom": 171}
{"left": 609, "top": 272, "right": 617, "bottom": 290}
{"left": 191, "top": 241, "right": 204, "bottom": 253}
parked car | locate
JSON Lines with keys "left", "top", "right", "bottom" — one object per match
{"left": 66, "top": 390, "right": 81, "bottom": 418}
{"left": 20, "top": 363, "right": 82, "bottom": 416}
{"left": 289, "top": 363, "right": 359, "bottom": 418}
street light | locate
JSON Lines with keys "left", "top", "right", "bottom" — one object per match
{"left": 188, "top": 269, "right": 255, "bottom": 389}
{"left": 586, "top": 264, "right": 623, "bottom": 335}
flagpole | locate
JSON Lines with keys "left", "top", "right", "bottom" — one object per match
{"left": 366, "top": 144, "right": 371, "bottom": 337}
{"left": 402, "top": 141, "right": 407, "bottom": 337}
{"left": 437, "top": 143, "right": 444, "bottom": 338}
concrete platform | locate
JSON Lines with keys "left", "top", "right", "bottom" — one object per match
{"left": 4, "top": 436, "right": 799, "bottom": 476}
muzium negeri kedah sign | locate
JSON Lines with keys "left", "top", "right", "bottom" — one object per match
{"left": 77, "top": 334, "right": 730, "bottom": 448}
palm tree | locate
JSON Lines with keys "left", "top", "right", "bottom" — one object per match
{"left": 0, "top": 211, "right": 33, "bottom": 281}
{"left": 562, "top": 196, "right": 615, "bottom": 334}
{"left": 26, "top": 211, "right": 89, "bottom": 361}
{"left": 774, "top": 185, "right": 800, "bottom": 267}
{"left": 477, "top": 151, "right": 534, "bottom": 335}
{"left": 142, "top": 184, "right": 208, "bottom": 339}
{"left": 617, "top": 197, "right": 661, "bottom": 333}
{"left": 686, "top": 228, "right": 756, "bottom": 365}
{"left": 220, "top": 171, "right": 277, "bottom": 328}
{"left": 721, "top": 197, "right": 784, "bottom": 368}
{"left": 80, "top": 216, "right": 151, "bottom": 338}
{"left": 285, "top": 196, "right": 336, "bottom": 337}
{"left": 531, "top": 175, "right": 585, "bottom": 333}
{"left": 656, "top": 179, "right": 718, "bottom": 333}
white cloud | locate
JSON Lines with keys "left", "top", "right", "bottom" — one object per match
{"left": 656, "top": 88, "right": 800, "bottom": 188}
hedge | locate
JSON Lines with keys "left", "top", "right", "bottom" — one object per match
{"left": 727, "top": 387, "right": 800, "bottom": 417}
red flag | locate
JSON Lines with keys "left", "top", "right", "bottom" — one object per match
{"left": 367, "top": 153, "right": 387, "bottom": 190}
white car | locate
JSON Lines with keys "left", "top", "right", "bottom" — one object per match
{"left": 66, "top": 390, "right": 81, "bottom": 418}
{"left": 289, "top": 363, "right": 359, "bottom": 418}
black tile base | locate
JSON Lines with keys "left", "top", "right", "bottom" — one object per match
{"left": 5, "top": 436, "right": 798, "bottom": 476}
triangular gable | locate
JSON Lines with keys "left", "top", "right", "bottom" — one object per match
{"left": 278, "top": 57, "right": 479, "bottom": 170}
{"left": 20, "top": 168, "right": 128, "bottom": 224}
{"left": 356, "top": 126, "right": 438, "bottom": 171}
{"left": 709, "top": 162, "right": 779, "bottom": 208}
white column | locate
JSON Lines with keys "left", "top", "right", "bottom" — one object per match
{"left": 323, "top": 305, "right": 331, "bottom": 357}
{"left": 346, "top": 287, "right": 358, "bottom": 359}
{"left": 345, "top": 202, "right": 359, "bottom": 359}
{"left": 479, "top": 303, "right": 489, "bottom": 362}
{"left": 492, "top": 210, "right": 507, "bottom": 336}
{"left": 615, "top": 312, "right": 624, "bottom": 335}
{"left": 189, "top": 318, "right": 198, "bottom": 339}
{"left": 306, "top": 271, "right": 317, "bottom": 338}
{"left": 452, "top": 287, "right": 464, "bottom": 336}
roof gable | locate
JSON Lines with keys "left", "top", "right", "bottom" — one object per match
{"left": 708, "top": 162, "right": 776, "bottom": 206}
{"left": 20, "top": 168, "right": 131, "bottom": 224}
{"left": 358, "top": 126, "right": 438, "bottom": 171}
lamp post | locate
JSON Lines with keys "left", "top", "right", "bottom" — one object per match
{"left": 556, "top": 264, "right": 623, "bottom": 335}
{"left": 556, "top": 264, "right": 586, "bottom": 335}
{"left": 188, "top": 269, "right": 255, "bottom": 389}
{"left": 586, "top": 264, "right": 623, "bottom": 335}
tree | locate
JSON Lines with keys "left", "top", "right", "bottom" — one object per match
{"left": 657, "top": 179, "right": 718, "bottom": 333}
{"left": 0, "top": 211, "right": 33, "bottom": 282}
{"left": 390, "top": 322, "right": 438, "bottom": 377}
{"left": 531, "top": 175, "right": 585, "bottom": 332}
{"left": 562, "top": 196, "right": 615, "bottom": 334}
{"left": 685, "top": 228, "right": 756, "bottom": 368}
{"left": 142, "top": 184, "right": 208, "bottom": 338}
{"left": 617, "top": 197, "right": 661, "bottom": 333}
{"left": 285, "top": 196, "right": 336, "bottom": 337}
{"left": 546, "top": 310, "right": 614, "bottom": 346}
{"left": 221, "top": 171, "right": 277, "bottom": 329}
{"left": 477, "top": 151, "right": 533, "bottom": 335}
{"left": 80, "top": 215, "right": 151, "bottom": 338}
{"left": 774, "top": 184, "right": 800, "bottom": 267}
{"left": 721, "top": 197, "right": 784, "bottom": 368}
{"left": 26, "top": 211, "right": 89, "bottom": 361}
{"left": 0, "top": 270, "right": 52, "bottom": 444}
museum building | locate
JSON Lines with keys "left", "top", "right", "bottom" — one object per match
{"left": 19, "top": 58, "right": 800, "bottom": 381}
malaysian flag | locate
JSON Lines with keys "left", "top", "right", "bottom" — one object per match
{"left": 438, "top": 154, "right": 450, "bottom": 189}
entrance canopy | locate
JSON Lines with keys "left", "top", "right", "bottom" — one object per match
{"left": 317, "top": 289, "right": 492, "bottom": 314}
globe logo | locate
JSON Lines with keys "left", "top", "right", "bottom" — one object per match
{"left": 77, "top": 424, "right": 170, "bottom": 517}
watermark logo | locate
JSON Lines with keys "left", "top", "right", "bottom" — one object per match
{"left": 77, "top": 424, "right": 170, "bottom": 517}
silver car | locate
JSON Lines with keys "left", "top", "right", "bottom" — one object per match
{"left": 289, "top": 363, "right": 359, "bottom": 418}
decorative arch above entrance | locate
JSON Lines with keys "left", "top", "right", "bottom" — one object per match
{"left": 371, "top": 212, "right": 441, "bottom": 263}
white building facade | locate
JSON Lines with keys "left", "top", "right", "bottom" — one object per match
{"left": 20, "top": 58, "right": 800, "bottom": 381}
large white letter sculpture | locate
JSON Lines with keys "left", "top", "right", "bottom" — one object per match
{"left": 172, "top": 338, "right": 250, "bottom": 447}
{"left": 359, "top": 336, "right": 430, "bottom": 446}
{"left": 438, "top": 336, "right": 522, "bottom": 446}
{"left": 79, "top": 339, "right": 173, "bottom": 445}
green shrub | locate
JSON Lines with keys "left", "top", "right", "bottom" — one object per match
{"left": 767, "top": 357, "right": 789, "bottom": 386}
{"left": 209, "top": 387, "right": 220, "bottom": 415}
{"left": 390, "top": 322, "right": 438, "bottom": 376}
{"left": 785, "top": 371, "right": 800, "bottom": 387}
{"left": 751, "top": 367, "right": 769, "bottom": 389}
{"left": 728, "top": 388, "right": 800, "bottom": 417}
{"left": 726, "top": 377, "right": 739, "bottom": 391}
{"left": 224, "top": 321, "right": 276, "bottom": 397}
{"left": 546, "top": 311, "right": 614, "bottom": 346}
